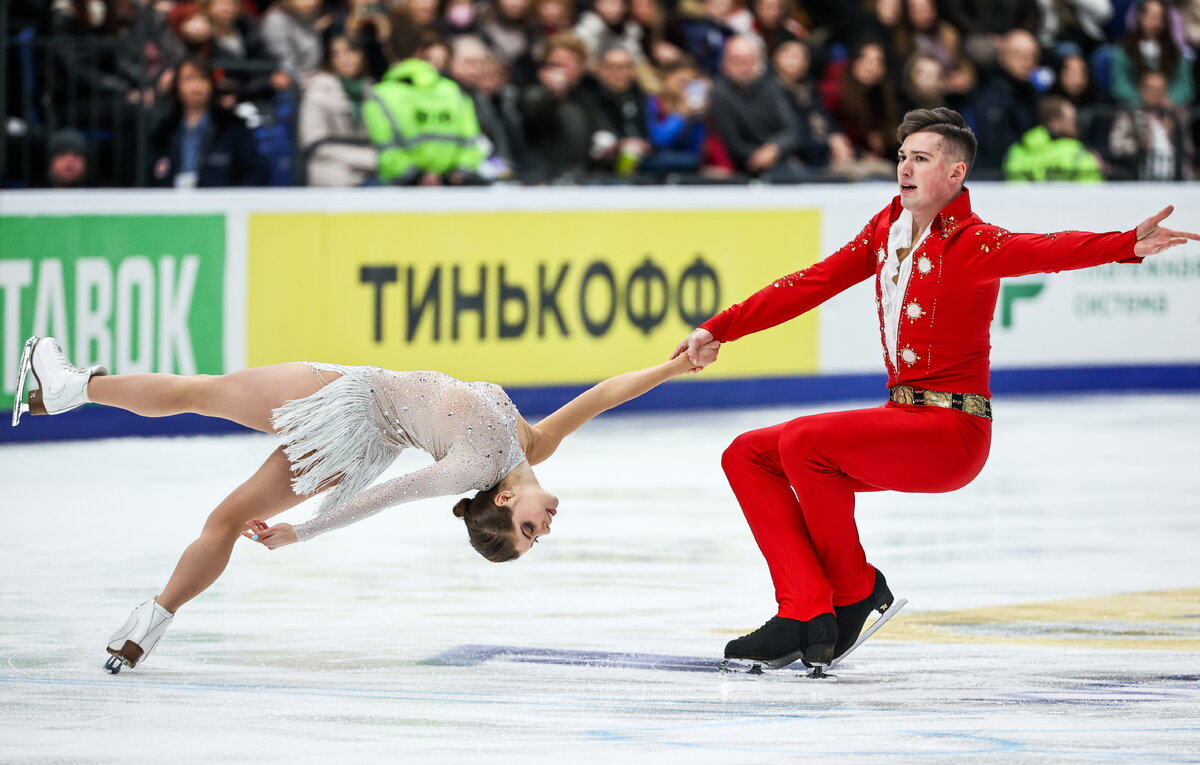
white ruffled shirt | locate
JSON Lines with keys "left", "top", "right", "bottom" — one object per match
{"left": 882, "top": 209, "right": 932, "bottom": 369}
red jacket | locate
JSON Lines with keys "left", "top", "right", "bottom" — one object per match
{"left": 701, "top": 189, "right": 1142, "bottom": 398}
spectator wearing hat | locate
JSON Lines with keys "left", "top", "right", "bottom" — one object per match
{"left": 43, "top": 129, "right": 95, "bottom": 188}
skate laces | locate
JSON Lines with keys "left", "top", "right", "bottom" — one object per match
{"left": 46, "top": 341, "right": 82, "bottom": 373}
{"left": 740, "top": 616, "right": 784, "bottom": 639}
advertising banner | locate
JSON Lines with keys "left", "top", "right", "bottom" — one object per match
{"left": 247, "top": 209, "right": 822, "bottom": 386}
{"left": 0, "top": 215, "right": 227, "bottom": 411}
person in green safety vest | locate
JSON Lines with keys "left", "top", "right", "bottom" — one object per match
{"left": 1003, "top": 96, "right": 1105, "bottom": 182}
{"left": 363, "top": 57, "right": 487, "bottom": 185}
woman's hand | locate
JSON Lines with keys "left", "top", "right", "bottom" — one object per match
{"left": 243, "top": 519, "right": 298, "bottom": 549}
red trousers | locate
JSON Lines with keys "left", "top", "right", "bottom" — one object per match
{"left": 721, "top": 402, "right": 992, "bottom": 620}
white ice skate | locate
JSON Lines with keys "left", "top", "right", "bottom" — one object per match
{"left": 104, "top": 599, "right": 174, "bottom": 674}
{"left": 11, "top": 335, "right": 108, "bottom": 426}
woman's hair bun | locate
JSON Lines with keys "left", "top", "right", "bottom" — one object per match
{"left": 452, "top": 497, "right": 471, "bottom": 519}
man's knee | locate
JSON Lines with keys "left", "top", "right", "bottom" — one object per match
{"left": 722, "top": 431, "right": 766, "bottom": 474}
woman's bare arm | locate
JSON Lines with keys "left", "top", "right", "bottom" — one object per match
{"left": 522, "top": 353, "right": 703, "bottom": 465}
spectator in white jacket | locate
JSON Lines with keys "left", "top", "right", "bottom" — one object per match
{"left": 299, "top": 33, "right": 378, "bottom": 187}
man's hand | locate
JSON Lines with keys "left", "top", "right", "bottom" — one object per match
{"left": 746, "top": 143, "right": 781, "bottom": 173}
{"left": 671, "top": 327, "right": 720, "bottom": 370}
{"left": 1134, "top": 205, "right": 1200, "bottom": 257}
{"left": 243, "top": 519, "right": 297, "bottom": 549}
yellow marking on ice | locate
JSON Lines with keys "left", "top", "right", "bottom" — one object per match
{"left": 879, "top": 588, "right": 1200, "bottom": 652}
{"left": 716, "top": 589, "right": 1200, "bottom": 651}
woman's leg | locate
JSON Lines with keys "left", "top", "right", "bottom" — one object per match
{"left": 88, "top": 363, "right": 338, "bottom": 433}
{"left": 156, "top": 445, "right": 311, "bottom": 612}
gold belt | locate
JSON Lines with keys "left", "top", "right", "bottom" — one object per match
{"left": 889, "top": 385, "right": 992, "bottom": 420}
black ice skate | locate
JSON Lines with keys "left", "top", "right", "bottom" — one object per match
{"left": 831, "top": 567, "right": 906, "bottom": 666}
{"left": 721, "top": 613, "right": 837, "bottom": 677}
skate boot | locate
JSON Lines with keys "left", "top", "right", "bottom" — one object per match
{"left": 104, "top": 599, "right": 174, "bottom": 674}
{"left": 724, "top": 612, "right": 837, "bottom": 670}
{"left": 11, "top": 335, "right": 107, "bottom": 425}
{"left": 833, "top": 567, "right": 895, "bottom": 660}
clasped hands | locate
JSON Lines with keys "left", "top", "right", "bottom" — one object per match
{"left": 671, "top": 327, "right": 720, "bottom": 373}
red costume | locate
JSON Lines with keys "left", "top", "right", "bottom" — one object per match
{"left": 702, "top": 190, "right": 1142, "bottom": 620}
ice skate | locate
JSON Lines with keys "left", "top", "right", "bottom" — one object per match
{"left": 832, "top": 567, "right": 896, "bottom": 662}
{"left": 720, "top": 613, "right": 837, "bottom": 678}
{"left": 104, "top": 599, "right": 174, "bottom": 674}
{"left": 11, "top": 335, "right": 107, "bottom": 426}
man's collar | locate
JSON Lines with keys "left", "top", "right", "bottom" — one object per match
{"left": 933, "top": 188, "right": 973, "bottom": 236}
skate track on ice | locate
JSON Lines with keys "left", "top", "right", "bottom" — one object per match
{"left": 2, "top": 394, "right": 1198, "bottom": 763}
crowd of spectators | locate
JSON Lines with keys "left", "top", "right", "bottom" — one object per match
{"left": 5, "top": 0, "right": 1200, "bottom": 188}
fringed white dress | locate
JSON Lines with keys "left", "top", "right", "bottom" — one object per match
{"left": 271, "top": 363, "right": 526, "bottom": 542}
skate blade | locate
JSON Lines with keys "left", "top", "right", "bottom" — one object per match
{"left": 10, "top": 336, "right": 37, "bottom": 426}
{"left": 719, "top": 659, "right": 838, "bottom": 681}
{"left": 831, "top": 597, "right": 908, "bottom": 667}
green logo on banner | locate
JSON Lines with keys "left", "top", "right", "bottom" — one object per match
{"left": 0, "top": 215, "right": 226, "bottom": 408}
{"left": 999, "top": 281, "right": 1046, "bottom": 328}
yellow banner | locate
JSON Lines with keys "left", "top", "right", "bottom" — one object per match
{"left": 247, "top": 209, "right": 821, "bottom": 386}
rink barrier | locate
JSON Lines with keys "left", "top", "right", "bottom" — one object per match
{"left": 3, "top": 363, "right": 1196, "bottom": 444}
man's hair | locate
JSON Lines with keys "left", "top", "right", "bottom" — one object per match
{"left": 542, "top": 32, "right": 588, "bottom": 65}
{"left": 1037, "top": 95, "right": 1072, "bottom": 128}
{"left": 896, "top": 107, "right": 977, "bottom": 175}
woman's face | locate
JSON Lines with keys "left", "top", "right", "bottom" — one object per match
{"left": 595, "top": 0, "right": 626, "bottom": 25}
{"left": 178, "top": 62, "right": 213, "bottom": 110}
{"left": 537, "top": 0, "right": 571, "bottom": 28}
{"left": 409, "top": 0, "right": 439, "bottom": 25}
{"left": 180, "top": 12, "right": 212, "bottom": 43}
{"left": 772, "top": 40, "right": 809, "bottom": 82}
{"left": 502, "top": 488, "right": 559, "bottom": 556}
{"left": 330, "top": 37, "right": 364, "bottom": 78}
{"left": 1140, "top": 0, "right": 1166, "bottom": 38}
{"left": 288, "top": 0, "right": 321, "bottom": 18}
{"left": 662, "top": 66, "right": 696, "bottom": 98}
{"left": 1059, "top": 55, "right": 1088, "bottom": 96}
{"left": 874, "top": 0, "right": 901, "bottom": 27}
{"left": 499, "top": 0, "right": 531, "bottom": 21}
{"left": 851, "top": 44, "right": 886, "bottom": 86}
{"left": 754, "top": 0, "right": 783, "bottom": 25}
{"left": 909, "top": 56, "right": 943, "bottom": 97}
{"left": 207, "top": 0, "right": 239, "bottom": 26}
{"left": 630, "top": 0, "right": 658, "bottom": 26}
{"left": 906, "top": 0, "right": 936, "bottom": 31}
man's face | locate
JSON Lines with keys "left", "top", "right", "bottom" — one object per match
{"left": 722, "top": 38, "right": 762, "bottom": 86}
{"left": 49, "top": 152, "right": 86, "bottom": 187}
{"left": 1000, "top": 31, "right": 1038, "bottom": 82}
{"left": 545, "top": 47, "right": 585, "bottom": 89}
{"left": 596, "top": 49, "right": 636, "bottom": 93}
{"left": 896, "top": 131, "right": 964, "bottom": 218}
{"left": 1140, "top": 72, "right": 1171, "bottom": 109}
{"left": 1051, "top": 103, "right": 1079, "bottom": 138}
{"left": 450, "top": 44, "right": 487, "bottom": 87}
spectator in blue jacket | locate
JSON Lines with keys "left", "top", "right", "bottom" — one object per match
{"left": 151, "top": 55, "right": 268, "bottom": 187}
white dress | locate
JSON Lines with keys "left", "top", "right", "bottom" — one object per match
{"left": 272, "top": 363, "right": 526, "bottom": 542}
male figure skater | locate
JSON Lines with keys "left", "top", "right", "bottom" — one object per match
{"left": 674, "top": 108, "right": 1199, "bottom": 670}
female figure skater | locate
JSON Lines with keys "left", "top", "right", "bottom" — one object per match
{"left": 12, "top": 336, "right": 709, "bottom": 673}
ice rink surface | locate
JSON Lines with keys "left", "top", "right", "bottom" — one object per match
{"left": 2, "top": 394, "right": 1199, "bottom": 764}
